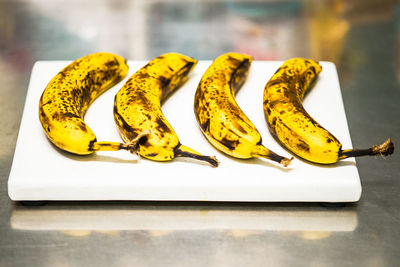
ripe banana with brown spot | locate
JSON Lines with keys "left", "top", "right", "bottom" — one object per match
{"left": 113, "top": 53, "right": 219, "bottom": 167}
{"left": 194, "top": 52, "right": 292, "bottom": 167}
{"left": 39, "top": 52, "right": 138, "bottom": 155}
{"left": 263, "top": 58, "right": 394, "bottom": 164}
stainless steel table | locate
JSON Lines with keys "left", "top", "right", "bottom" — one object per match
{"left": 1, "top": 0, "right": 399, "bottom": 266}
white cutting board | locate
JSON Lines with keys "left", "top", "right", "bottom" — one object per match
{"left": 8, "top": 60, "right": 361, "bottom": 202}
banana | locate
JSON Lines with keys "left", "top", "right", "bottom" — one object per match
{"left": 113, "top": 53, "right": 219, "bottom": 167}
{"left": 263, "top": 58, "right": 394, "bottom": 164}
{"left": 39, "top": 52, "right": 135, "bottom": 155}
{"left": 194, "top": 52, "right": 292, "bottom": 167}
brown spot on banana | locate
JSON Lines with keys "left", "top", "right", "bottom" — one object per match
{"left": 63, "top": 112, "right": 81, "bottom": 119}
{"left": 155, "top": 117, "right": 172, "bottom": 133}
{"left": 296, "top": 140, "right": 310, "bottom": 152}
{"left": 220, "top": 137, "right": 240, "bottom": 151}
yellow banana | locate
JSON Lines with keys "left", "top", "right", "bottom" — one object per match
{"left": 39, "top": 52, "right": 134, "bottom": 155}
{"left": 113, "top": 53, "right": 219, "bottom": 167}
{"left": 194, "top": 52, "right": 292, "bottom": 167}
{"left": 263, "top": 58, "right": 394, "bottom": 164}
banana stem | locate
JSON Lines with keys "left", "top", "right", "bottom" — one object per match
{"left": 174, "top": 144, "right": 219, "bottom": 167}
{"left": 90, "top": 141, "right": 139, "bottom": 153}
{"left": 91, "top": 131, "right": 151, "bottom": 153}
{"left": 254, "top": 145, "right": 293, "bottom": 167}
{"left": 339, "top": 138, "right": 394, "bottom": 159}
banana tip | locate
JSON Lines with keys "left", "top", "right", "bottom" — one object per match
{"left": 280, "top": 157, "right": 293, "bottom": 167}
{"left": 373, "top": 138, "right": 394, "bottom": 156}
{"left": 210, "top": 156, "right": 220, "bottom": 167}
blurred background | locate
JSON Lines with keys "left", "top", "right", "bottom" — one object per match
{"left": 1, "top": 0, "right": 399, "bottom": 266}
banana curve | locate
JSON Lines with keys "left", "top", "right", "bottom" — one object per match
{"left": 113, "top": 53, "right": 219, "bottom": 166}
{"left": 194, "top": 52, "right": 292, "bottom": 166}
{"left": 263, "top": 58, "right": 394, "bottom": 164}
{"left": 39, "top": 52, "right": 135, "bottom": 155}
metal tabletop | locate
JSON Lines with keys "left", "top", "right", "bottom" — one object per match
{"left": 1, "top": 0, "right": 399, "bottom": 266}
